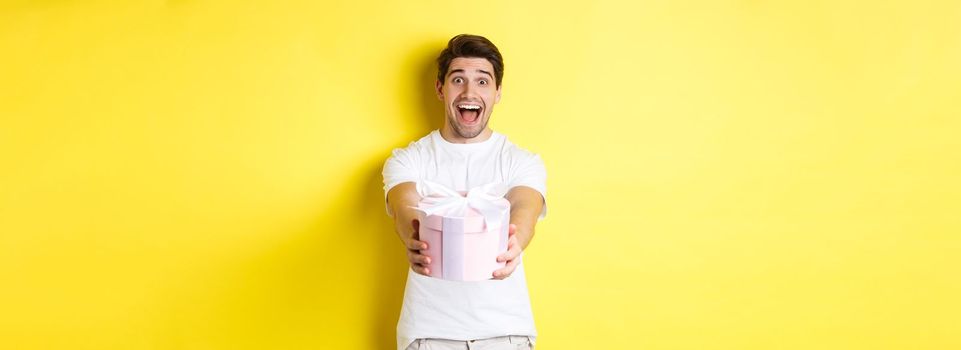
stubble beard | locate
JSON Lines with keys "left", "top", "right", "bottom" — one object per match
{"left": 448, "top": 112, "right": 488, "bottom": 139}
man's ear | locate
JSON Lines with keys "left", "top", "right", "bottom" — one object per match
{"left": 435, "top": 80, "right": 444, "bottom": 101}
{"left": 495, "top": 85, "right": 502, "bottom": 104}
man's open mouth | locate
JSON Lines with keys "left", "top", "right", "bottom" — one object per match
{"left": 456, "top": 103, "right": 482, "bottom": 125}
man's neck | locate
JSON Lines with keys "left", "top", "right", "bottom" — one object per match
{"left": 439, "top": 126, "right": 493, "bottom": 144}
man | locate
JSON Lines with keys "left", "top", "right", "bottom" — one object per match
{"left": 383, "top": 34, "right": 547, "bottom": 350}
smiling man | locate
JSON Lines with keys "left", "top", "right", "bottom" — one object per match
{"left": 383, "top": 34, "right": 547, "bottom": 350}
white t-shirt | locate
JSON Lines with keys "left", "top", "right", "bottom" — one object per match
{"left": 382, "top": 130, "right": 547, "bottom": 350}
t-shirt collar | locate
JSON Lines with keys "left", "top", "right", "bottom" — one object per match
{"left": 432, "top": 130, "right": 499, "bottom": 150}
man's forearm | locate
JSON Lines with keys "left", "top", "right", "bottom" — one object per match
{"left": 505, "top": 186, "right": 544, "bottom": 250}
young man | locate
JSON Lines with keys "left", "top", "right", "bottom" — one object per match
{"left": 383, "top": 34, "right": 547, "bottom": 350}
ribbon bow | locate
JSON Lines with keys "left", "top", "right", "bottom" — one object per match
{"left": 413, "top": 180, "right": 510, "bottom": 230}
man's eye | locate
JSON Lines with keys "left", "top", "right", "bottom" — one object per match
{"left": 453, "top": 77, "right": 463, "bottom": 84}
{"left": 479, "top": 80, "right": 487, "bottom": 85}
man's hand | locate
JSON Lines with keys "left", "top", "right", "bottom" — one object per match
{"left": 493, "top": 186, "right": 544, "bottom": 280}
{"left": 388, "top": 182, "right": 432, "bottom": 276}
{"left": 401, "top": 219, "right": 433, "bottom": 276}
{"left": 493, "top": 224, "right": 521, "bottom": 279}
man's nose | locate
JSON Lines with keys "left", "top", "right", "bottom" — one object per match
{"left": 462, "top": 81, "right": 477, "bottom": 97}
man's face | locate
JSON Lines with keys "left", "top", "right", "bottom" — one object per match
{"left": 436, "top": 57, "right": 502, "bottom": 140}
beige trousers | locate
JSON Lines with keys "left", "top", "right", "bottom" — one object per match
{"left": 406, "top": 335, "right": 533, "bottom": 350}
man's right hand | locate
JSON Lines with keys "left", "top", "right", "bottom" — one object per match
{"left": 401, "top": 219, "right": 432, "bottom": 276}
{"left": 387, "top": 182, "right": 431, "bottom": 276}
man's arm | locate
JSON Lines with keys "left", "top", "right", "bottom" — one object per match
{"left": 493, "top": 185, "right": 545, "bottom": 279}
{"left": 387, "top": 182, "right": 432, "bottom": 276}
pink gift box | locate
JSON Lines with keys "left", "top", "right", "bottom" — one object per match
{"left": 414, "top": 184, "right": 510, "bottom": 281}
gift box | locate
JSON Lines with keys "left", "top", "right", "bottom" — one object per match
{"left": 414, "top": 181, "right": 510, "bottom": 281}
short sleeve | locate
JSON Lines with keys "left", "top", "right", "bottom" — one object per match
{"left": 382, "top": 147, "right": 420, "bottom": 217}
{"left": 508, "top": 153, "right": 548, "bottom": 219}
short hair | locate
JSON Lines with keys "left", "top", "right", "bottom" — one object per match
{"left": 436, "top": 34, "right": 504, "bottom": 88}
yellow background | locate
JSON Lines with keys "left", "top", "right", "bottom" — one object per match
{"left": 2, "top": 1, "right": 959, "bottom": 349}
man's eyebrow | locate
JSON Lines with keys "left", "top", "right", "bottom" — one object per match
{"left": 446, "top": 68, "right": 495, "bottom": 80}
{"left": 477, "top": 69, "right": 493, "bottom": 79}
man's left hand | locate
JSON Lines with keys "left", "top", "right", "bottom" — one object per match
{"left": 493, "top": 224, "right": 522, "bottom": 279}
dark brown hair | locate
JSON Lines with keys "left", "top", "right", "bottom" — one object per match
{"left": 436, "top": 34, "right": 504, "bottom": 88}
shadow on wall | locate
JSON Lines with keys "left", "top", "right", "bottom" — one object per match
{"left": 367, "top": 39, "right": 447, "bottom": 348}
{"left": 360, "top": 163, "right": 407, "bottom": 349}
{"left": 407, "top": 39, "right": 447, "bottom": 133}
{"left": 175, "top": 40, "right": 450, "bottom": 349}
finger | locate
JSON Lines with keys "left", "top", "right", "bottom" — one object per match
{"left": 497, "top": 236, "right": 521, "bottom": 262}
{"left": 508, "top": 223, "right": 516, "bottom": 236}
{"left": 405, "top": 238, "right": 428, "bottom": 251}
{"left": 407, "top": 250, "right": 432, "bottom": 265}
{"left": 412, "top": 264, "right": 431, "bottom": 276}
{"left": 492, "top": 257, "right": 520, "bottom": 279}
{"left": 497, "top": 245, "right": 521, "bottom": 262}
